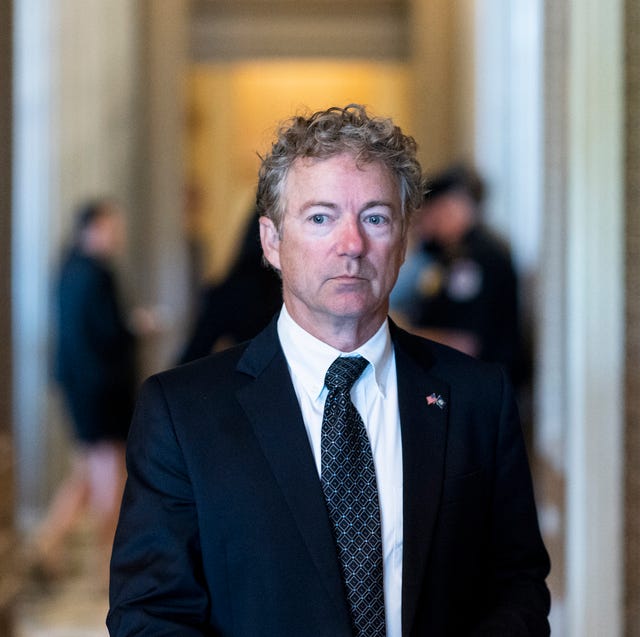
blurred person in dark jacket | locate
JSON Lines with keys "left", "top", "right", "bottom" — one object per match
{"left": 392, "top": 164, "right": 525, "bottom": 385}
{"left": 31, "top": 198, "right": 139, "bottom": 584}
{"left": 177, "top": 209, "right": 282, "bottom": 364}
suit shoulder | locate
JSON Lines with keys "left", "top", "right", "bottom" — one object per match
{"left": 146, "top": 343, "right": 250, "bottom": 394}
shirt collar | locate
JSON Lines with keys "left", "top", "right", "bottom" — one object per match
{"left": 277, "top": 304, "right": 394, "bottom": 401}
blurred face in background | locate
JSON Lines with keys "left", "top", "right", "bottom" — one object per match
{"left": 418, "top": 190, "right": 476, "bottom": 248}
{"left": 81, "top": 203, "right": 127, "bottom": 259}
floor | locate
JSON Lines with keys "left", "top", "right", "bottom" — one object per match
{"left": 16, "top": 586, "right": 108, "bottom": 637}
{"left": 14, "top": 526, "right": 109, "bottom": 637}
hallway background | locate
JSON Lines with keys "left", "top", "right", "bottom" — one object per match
{"left": 1, "top": 1, "right": 637, "bottom": 635}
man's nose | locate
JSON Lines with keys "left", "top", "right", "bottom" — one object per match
{"left": 336, "top": 216, "right": 365, "bottom": 257}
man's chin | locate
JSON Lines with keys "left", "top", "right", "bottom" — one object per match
{"left": 324, "top": 297, "right": 385, "bottom": 323}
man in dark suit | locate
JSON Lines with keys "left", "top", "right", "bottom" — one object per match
{"left": 108, "top": 104, "right": 550, "bottom": 636}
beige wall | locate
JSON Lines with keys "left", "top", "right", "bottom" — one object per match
{"left": 409, "top": 0, "right": 476, "bottom": 173}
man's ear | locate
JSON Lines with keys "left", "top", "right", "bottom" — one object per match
{"left": 259, "top": 216, "right": 281, "bottom": 271}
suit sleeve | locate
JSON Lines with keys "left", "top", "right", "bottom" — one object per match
{"left": 472, "top": 368, "right": 551, "bottom": 636}
{"left": 107, "top": 376, "right": 218, "bottom": 636}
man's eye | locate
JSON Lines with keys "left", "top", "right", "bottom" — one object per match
{"left": 311, "top": 214, "right": 327, "bottom": 224}
{"left": 366, "top": 215, "right": 386, "bottom": 225}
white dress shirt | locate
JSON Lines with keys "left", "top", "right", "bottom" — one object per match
{"left": 277, "top": 305, "right": 403, "bottom": 637}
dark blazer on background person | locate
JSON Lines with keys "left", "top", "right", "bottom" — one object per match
{"left": 56, "top": 249, "right": 136, "bottom": 443}
{"left": 108, "top": 316, "right": 550, "bottom": 637}
{"left": 177, "top": 211, "right": 282, "bottom": 364}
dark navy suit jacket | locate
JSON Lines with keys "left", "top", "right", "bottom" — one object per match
{"left": 108, "top": 318, "right": 550, "bottom": 636}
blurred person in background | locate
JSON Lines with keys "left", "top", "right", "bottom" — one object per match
{"left": 176, "top": 208, "right": 282, "bottom": 363}
{"left": 30, "top": 198, "right": 143, "bottom": 587}
{"left": 391, "top": 164, "right": 525, "bottom": 386}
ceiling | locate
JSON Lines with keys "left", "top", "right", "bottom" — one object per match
{"left": 190, "top": 0, "right": 409, "bottom": 61}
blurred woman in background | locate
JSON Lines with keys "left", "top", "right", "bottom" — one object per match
{"left": 30, "top": 198, "right": 137, "bottom": 587}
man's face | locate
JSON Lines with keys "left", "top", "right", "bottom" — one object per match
{"left": 260, "top": 152, "right": 406, "bottom": 340}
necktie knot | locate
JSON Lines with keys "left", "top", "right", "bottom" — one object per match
{"left": 324, "top": 356, "right": 369, "bottom": 393}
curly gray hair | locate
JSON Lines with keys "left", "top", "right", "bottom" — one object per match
{"left": 256, "top": 104, "right": 424, "bottom": 235}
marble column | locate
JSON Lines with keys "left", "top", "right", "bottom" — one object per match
{"left": 13, "top": 0, "right": 148, "bottom": 522}
{"left": 535, "top": 3, "right": 570, "bottom": 630}
{"left": 532, "top": 0, "right": 626, "bottom": 633}
{"left": 624, "top": 1, "right": 640, "bottom": 633}
{"left": 563, "top": 0, "right": 625, "bottom": 634}
{"left": 0, "top": 2, "right": 16, "bottom": 633}
{"left": 134, "top": 0, "right": 190, "bottom": 374}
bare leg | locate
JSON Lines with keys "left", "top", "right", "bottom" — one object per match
{"left": 85, "top": 440, "right": 127, "bottom": 586}
{"left": 31, "top": 450, "right": 90, "bottom": 576}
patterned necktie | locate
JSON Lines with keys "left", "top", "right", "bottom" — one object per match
{"left": 321, "top": 356, "right": 386, "bottom": 637}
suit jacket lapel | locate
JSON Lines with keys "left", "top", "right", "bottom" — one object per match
{"left": 392, "top": 326, "right": 450, "bottom": 637}
{"left": 234, "top": 320, "right": 351, "bottom": 627}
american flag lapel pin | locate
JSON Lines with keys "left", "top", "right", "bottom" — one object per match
{"left": 426, "top": 392, "right": 446, "bottom": 410}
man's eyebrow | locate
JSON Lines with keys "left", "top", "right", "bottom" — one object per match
{"left": 298, "top": 200, "right": 395, "bottom": 213}
{"left": 299, "top": 200, "right": 338, "bottom": 212}
{"left": 361, "top": 200, "right": 395, "bottom": 211}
